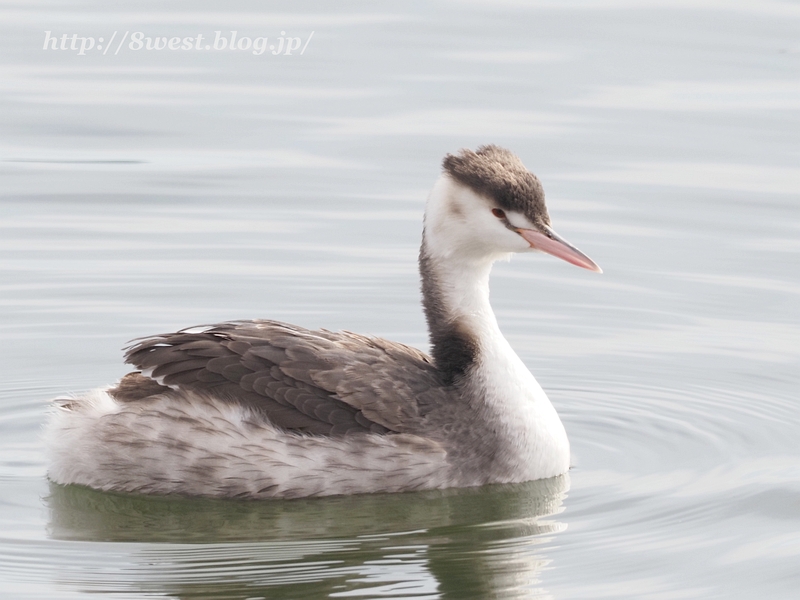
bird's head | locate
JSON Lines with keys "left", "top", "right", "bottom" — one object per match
{"left": 424, "top": 145, "right": 601, "bottom": 272}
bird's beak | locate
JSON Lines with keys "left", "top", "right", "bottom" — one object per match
{"left": 517, "top": 225, "right": 602, "bottom": 273}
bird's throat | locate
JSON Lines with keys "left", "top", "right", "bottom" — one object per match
{"left": 419, "top": 238, "right": 500, "bottom": 384}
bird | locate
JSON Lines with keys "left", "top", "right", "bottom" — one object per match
{"left": 45, "top": 145, "right": 601, "bottom": 500}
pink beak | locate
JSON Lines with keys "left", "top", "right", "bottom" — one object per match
{"left": 518, "top": 226, "right": 602, "bottom": 273}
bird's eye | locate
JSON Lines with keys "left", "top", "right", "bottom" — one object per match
{"left": 492, "top": 208, "right": 506, "bottom": 219}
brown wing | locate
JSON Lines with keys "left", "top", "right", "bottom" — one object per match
{"left": 114, "top": 320, "right": 448, "bottom": 436}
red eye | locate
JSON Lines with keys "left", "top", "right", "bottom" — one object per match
{"left": 492, "top": 208, "right": 505, "bottom": 219}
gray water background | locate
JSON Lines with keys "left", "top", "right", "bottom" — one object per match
{"left": 1, "top": 1, "right": 799, "bottom": 598}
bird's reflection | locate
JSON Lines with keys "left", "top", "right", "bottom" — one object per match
{"left": 46, "top": 475, "right": 569, "bottom": 599}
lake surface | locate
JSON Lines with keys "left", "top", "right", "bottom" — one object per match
{"left": 1, "top": 1, "right": 799, "bottom": 598}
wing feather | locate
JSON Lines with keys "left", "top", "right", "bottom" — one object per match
{"left": 116, "top": 320, "right": 449, "bottom": 436}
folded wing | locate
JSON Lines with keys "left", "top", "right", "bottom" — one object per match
{"left": 114, "top": 320, "right": 448, "bottom": 436}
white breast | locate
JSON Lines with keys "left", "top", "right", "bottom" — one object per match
{"left": 474, "top": 331, "right": 571, "bottom": 482}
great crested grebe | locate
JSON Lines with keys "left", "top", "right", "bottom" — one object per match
{"left": 46, "top": 145, "right": 601, "bottom": 499}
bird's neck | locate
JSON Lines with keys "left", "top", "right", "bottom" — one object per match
{"left": 419, "top": 236, "right": 504, "bottom": 384}
{"left": 419, "top": 232, "right": 570, "bottom": 480}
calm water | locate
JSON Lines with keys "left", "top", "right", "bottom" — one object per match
{"left": 1, "top": 1, "right": 799, "bottom": 598}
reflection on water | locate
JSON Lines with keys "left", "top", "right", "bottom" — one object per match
{"left": 45, "top": 477, "right": 569, "bottom": 599}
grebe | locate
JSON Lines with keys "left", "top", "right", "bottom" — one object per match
{"left": 46, "top": 145, "right": 601, "bottom": 499}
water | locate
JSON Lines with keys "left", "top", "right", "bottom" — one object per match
{"left": 1, "top": 1, "right": 799, "bottom": 598}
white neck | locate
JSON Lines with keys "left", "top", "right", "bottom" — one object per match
{"left": 419, "top": 175, "right": 571, "bottom": 480}
{"left": 424, "top": 249, "right": 499, "bottom": 334}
